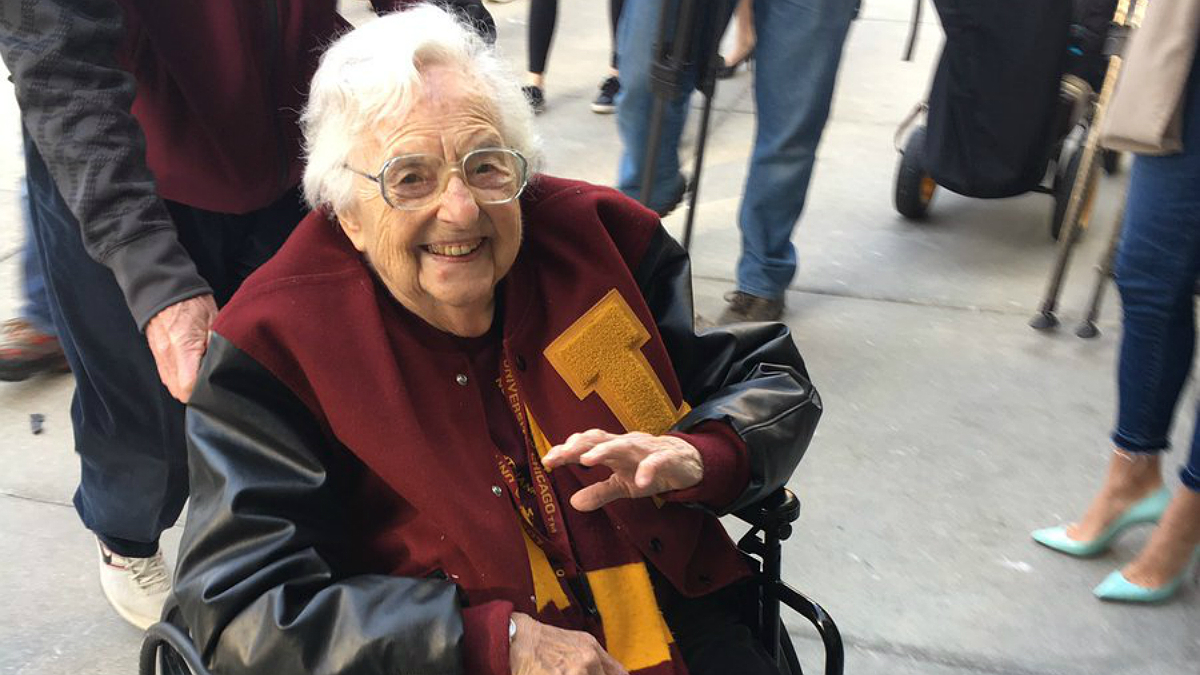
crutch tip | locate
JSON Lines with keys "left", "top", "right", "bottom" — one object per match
{"left": 1030, "top": 312, "right": 1059, "bottom": 331}
{"left": 1075, "top": 321, "right": 1101, "bottom": 339}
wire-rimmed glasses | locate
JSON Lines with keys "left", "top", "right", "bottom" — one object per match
{"left": 344, "top": 147, "right": 529, "bottom": 211}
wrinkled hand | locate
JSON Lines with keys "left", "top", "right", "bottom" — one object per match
{"left": 145, "top": 294, "right": 217, "bottom": 403}
{"left": 509, "top": 612, "right": 628, "bottom": 675}
{"left": 542, "top": 429, "right": 703, "bottom": 512}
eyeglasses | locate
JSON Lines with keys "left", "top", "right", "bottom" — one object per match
{"left": 344, "top": 147, "right": 529, "bottom": 211}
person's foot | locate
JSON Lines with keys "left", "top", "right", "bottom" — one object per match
{"left": 1120, "top": 488, "right": 1200, "bottom": 589}
{"left": 97, "top": 540, "right": 172, "bottom": 630}
{"left": 521, "top": 85, "right": 545, "bottom": 115}
{"left": 591, "top": 76, "right": 620, "bottom": 114}
{"left": 715, "top": 46, "right": 755, "bottom": 79}
{"left": 0, "top": 318, "right": 69, "bottom": 382}
{"left": 716, "top": 291, "right": 784, "bottom": 324}
{"left": 652, "top": 174, "right": 688, "bottom": 218}
{"left": 1065, "top": 450, "right": 1164, "bottom": 543}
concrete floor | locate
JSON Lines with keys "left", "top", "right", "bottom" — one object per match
{"left": 2, "top": 1, "right": 1198, "bottom": 674}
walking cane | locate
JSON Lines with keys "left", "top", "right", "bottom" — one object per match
{"left": 1074, "top": 193, "right": 1126, "bottom": 338}
{"left": 1030, "top": 0, "right": 1142, "bottom": 331}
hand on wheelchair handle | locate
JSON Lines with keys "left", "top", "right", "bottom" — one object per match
{"left": 509, "top": 612, "right": 630, "bottom": 675}
{"left": 542, "top": 429, "right": 703, "bottom": 512}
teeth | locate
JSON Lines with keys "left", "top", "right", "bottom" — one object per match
{"left": 426, "top": 240, "right": 482, "bottom": 257}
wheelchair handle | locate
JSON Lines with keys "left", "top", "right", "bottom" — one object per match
{"left": 139, "top": 620, "right": 214, "bottom": 675}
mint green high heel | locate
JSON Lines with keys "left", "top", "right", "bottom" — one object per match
{"left": 1031, "top": 486, "right": 1171, "bottom": 557}
{"left": 1093, "top": 547, "right": 1200, "bottom": 603}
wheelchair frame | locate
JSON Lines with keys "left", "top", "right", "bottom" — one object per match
{"left": 140, "top": 488, "right": 843, "bottom": 675}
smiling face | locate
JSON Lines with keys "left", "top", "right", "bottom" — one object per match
{"left": 335, "top": 65, "right": 523, "bottom": 337}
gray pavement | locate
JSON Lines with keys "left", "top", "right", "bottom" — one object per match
{"left": 2, "top": 1, "right": 1198, "bottom": 674}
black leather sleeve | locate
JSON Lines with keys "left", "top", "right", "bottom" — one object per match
{"left": 634, "top": 228, "right": 823, "bottom": 515}
{"left": 176, "top": 335, "right": 465, "bottom": 675}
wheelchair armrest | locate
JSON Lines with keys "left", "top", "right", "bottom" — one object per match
{"left": 733, "top": 487, "right": 800, "bottom": 533}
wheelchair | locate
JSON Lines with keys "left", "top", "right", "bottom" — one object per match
{"left": 140, "top": 488, "right": 843, "bottom": 675}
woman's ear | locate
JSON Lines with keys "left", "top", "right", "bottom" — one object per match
{"left": 334, "top": 206, "right": 368, "bottom": 253}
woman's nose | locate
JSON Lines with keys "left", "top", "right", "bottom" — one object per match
{"left": 437, "top": 175, "right": 480, "bottom": 223}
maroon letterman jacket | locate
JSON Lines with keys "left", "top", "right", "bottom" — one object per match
{"left": 175, "top": 176, "right": 822, "bottom": 675}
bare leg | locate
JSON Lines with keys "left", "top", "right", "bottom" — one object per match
{"left": 724, "top": 0, "right": 756, "bottom": 65}
{"left": 1121, "top": 488, "right": 1200, "bottom": 587}
{"left": 1065, "top": 449, "right": 1164, "bottom": 542}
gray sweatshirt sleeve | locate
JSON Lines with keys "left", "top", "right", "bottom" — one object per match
{"left": 0, "top": 0, "right": 210, "bottom": 329}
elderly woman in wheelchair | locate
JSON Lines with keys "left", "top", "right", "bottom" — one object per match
{"left": 165, "top": 6, "right": 831, "bottom": 675}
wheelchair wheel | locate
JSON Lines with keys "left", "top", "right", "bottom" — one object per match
{"left": 1050, "top": 140, "right": 1097, "bottom": 241}
{"left": 894, "top": 125, "right": 935, "bottom": 220}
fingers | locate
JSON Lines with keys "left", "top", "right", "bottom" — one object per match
{"left": 543, "top": 429, "right": 615, "bottom": 469}
{"left": 632, "top": 450, "right": 668, "bottom": 490}
{"left": 577, "top": 437, "right": 649, "bottom": 471}
{"left": 172, "top": 337, "right": 209, "bottom": 403}
{"left": 569, "top": 477, "right": 631, "bottom": 512}
{"left": 145, "top": 294, "right": 218, "bottom": 403}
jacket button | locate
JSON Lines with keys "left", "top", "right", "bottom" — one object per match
{"left": 650, "top": 537, "right": 663, "bottom": 553}
{"left": 492, "top": 485, "right": 503, "bottom": 497}
{"left": 515, "top": 355, "right": 527, "bottom": 371}
{"left": 456, "top": 374, "right": 469, "bottom": 386}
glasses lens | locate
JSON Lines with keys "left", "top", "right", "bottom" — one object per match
{"left": 383, "top": 156, "right": 441, "bottom": 206}
{"left": 379, "top": 150, "right": 527, "bottom": 208}
{"left": 464, "top": 150, "right": 524, "bottom": 203}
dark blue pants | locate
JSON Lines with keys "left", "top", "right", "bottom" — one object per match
{"left": 24, "top": 129, "right": 304, "bottom": 556}
{"left": 1111, "top": 62, "right": 1200, "bottom": 493}
{"left": 19, "top": 174, "right": 55, "bottom": 336}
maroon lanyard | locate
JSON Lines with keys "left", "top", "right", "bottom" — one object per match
{"left": 493, "top": 357, "right": 575, "bottom": 566}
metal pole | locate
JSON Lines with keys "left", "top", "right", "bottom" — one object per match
{"left": 1030, "top": 0, "right": 1140, "bottom": 330}
{"left": 1075, "top": 194, "right": 1126, "bottom": 338}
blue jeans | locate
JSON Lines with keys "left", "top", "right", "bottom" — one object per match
{"left": 23, "top": 127, "right": 304, "bottom": 556}
{"left": 1110, "top": 61, "right": 1200, "bottom": 492}
{"left": 19, "top": 176, "right": 55, "bottom": 336}
{"left": 616, "top": 0, "right": 855, "bottom": 299}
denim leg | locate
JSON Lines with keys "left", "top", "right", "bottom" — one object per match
{"left": 23, "top": 127, "right": 189, "bottom": 553}
{"left": 18, "top": 176, "right": 56, "bottom": 336}
{"left": 1182, "top": 400, "right": 1200, "bottom": 492}
{"left": 615, "top": 0, "right": 694, "bottom": 211}
{"left": 1110, "top": 63, "right": 1200, "bottom": 457}
{"left": 734, "top": 0, "right": 854, "bottom": 299}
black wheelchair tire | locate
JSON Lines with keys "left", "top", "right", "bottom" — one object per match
{"left": 894, "top": 125, "right": 935, "bottom": 220}
{"left": 1102, "top": 149, "right": 1121, "bottom": 175}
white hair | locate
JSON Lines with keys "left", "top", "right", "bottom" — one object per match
{"left": 301, "top": 4, "right": 542, "bottom": 211}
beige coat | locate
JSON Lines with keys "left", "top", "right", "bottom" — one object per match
{"left": 1100, "top": 0, "right": 1200, "bottom": 155}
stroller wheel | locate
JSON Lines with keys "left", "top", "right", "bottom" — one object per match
{"left": 895, "top": 125, "right": 935, "bottom": 220}
{"left": 1050, "top": 141, "right": 1097, "bottom": 241}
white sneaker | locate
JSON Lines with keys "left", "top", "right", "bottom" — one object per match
{"left": 96, "top": 540, "right": 172, "bottom": 630}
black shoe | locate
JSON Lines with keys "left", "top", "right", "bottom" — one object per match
{"left": 522, "top": 85, "right": 545, "bottom": 114}
{"left": 652, "top": 174, "right": 688, "bottom": 218}
{"left": 591, "top": 76, "right": 620, "bottom": 114}
{"left": 715, "top": 48, "right": 755, "bottom": 80}
{"left": 716, "top": 291, "right": 784, "bottom": 324}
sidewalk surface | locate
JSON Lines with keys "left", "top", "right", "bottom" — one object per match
{"left": 2, "top": 2, "right": 1197, "bottom": 674}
